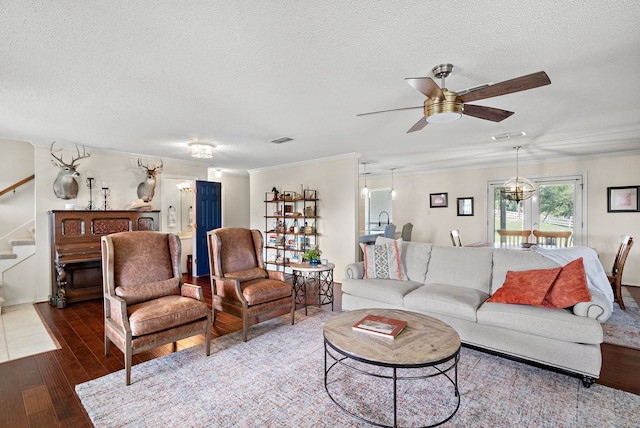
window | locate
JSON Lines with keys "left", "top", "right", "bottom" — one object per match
{"left": 487, "top": 174, "right": 584, "bottom": 245}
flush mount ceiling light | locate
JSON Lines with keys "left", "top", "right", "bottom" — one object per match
{"left": 491, "top": 131, "right": 527, "bottom": 141}
{"left": 500, "top": 146, "right": 535, "bottom": 203}
{"left": 188, "top": 141, "right": 215, "bottom": 158}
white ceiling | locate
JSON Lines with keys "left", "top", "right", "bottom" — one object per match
{"left": 2, "top": 1, "right": 640, "bottom": 176}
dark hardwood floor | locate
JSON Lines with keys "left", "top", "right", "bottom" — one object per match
{"left": 1, "top": 278, "right": 639, "bottom": 427}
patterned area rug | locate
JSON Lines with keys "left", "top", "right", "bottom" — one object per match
{"left": 602, "top": 287, "right": 640, "bottom": 350}
{"left": 76, "top": 308, "right": 640, "bottom": 427}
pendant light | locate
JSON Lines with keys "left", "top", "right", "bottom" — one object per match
{"left": 360, "top": 162, "right": 370, "bottom": 198}
{"left": 500, "top": 146, "right": 535, "bottom": 202}
{"left": 389, "top": 168, "right": 397, "bottom": 200}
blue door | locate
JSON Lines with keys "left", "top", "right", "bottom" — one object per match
{"left": 194, "top": 180, "right": 221, "bottom": 276}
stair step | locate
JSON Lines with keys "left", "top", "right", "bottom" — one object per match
{"left": 0, "top": 252, "right": 18, "bottom": 260}
{"left": 9, "top": 238, "right": 35, "bottom": 246}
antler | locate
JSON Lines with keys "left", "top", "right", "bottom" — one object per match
{"left": 70, "top": 145, "right": 91, "bottom": 166}
{"left": 50, "top": 141, "right": 67, "bottom": 166}
{"left": 50, "top": 141, "right": 90, "bottom": 166}
{"left": 138, "top": 158, "right": 163, "bottom": 172}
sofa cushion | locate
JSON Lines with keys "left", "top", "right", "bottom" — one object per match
{"left": 543, "top": 257, "right": 591, "bottom": 308}
{"left": 341, "top": 277, "right": 422, "bottom": 306}
{"left": 477, "top": 301, "right": 603, "bottom": 344}
{"left": 375, "top": 237, "right": 432, "bottom": 283}
{"left": 115, "top": 277, "right": 180, "bottom": 305}
{"left": 403, "top": 284, "right": 490, "bottom": 322}
{"left": 361, "top": 241, "right": 408, "bottom": 281}
{"left": 487, "top": 267, "right": 561, "bottom": 306}
{"left": 491, "top": 249, "right": 560, "bottom": 293}
{"left": 424, "top": 246, "right": 493, "bottom": 293}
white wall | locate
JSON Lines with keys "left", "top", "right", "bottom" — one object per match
{"left": 31, "top": 145, "right": 209, "bottom": 304}
{"left": 0, "top": 139, "right": 34, "bottom": 248}
{"left": 210, "top": 171, "right": 250, "bottom": 228}
{"left": 249, "top": 154, "right": 359, "bottom": 279}
{"left": 364, "top": 153, "right": 640, "bottom": 285}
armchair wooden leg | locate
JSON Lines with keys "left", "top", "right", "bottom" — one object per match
{"left": 205, "top": 319, "right": 211, "bottom": 356}
{"left": 242, "top": 312, "right": 248, "bottom": 342}
{"left": 290, "top": 295, "right": 295, "bottom": 325}
{"left": 212, "top": 308, "right": 217, "bottom": 325}
{"left": 104, "top": 333, "right": 111, "bottom": 356}
{"left": 125, "top": 349, "right": 132, "bottom": 386}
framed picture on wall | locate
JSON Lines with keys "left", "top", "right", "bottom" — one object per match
{"left": 457, "top": 197, "right": 474, "bottom": 216}
{"left": 607, "top": 186, "right": 640, "bottom": 212}
{"left": 430, "top": 192, "right": 448, "bottom": 208}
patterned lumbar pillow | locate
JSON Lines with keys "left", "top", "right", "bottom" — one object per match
{"left": 360, "top": 241, "right": 408, "bottom": 281}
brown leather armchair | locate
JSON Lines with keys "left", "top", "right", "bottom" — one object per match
{"left": 102, "top": 231, "right": 211, "bottom": 385}
{"left": 207, "top": 227, "right": 295, "bottom": 341}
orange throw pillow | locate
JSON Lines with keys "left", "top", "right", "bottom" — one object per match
{"left": 542, "top": 258, "right": 591, "bottom": 308}
{"left": 488, "top": 267, "right": 561, "bottom": 306}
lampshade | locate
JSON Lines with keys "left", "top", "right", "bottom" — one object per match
{"left": 389, "top": 167, "right": 397, "bottom": 200}
{"left": 188, "top": 142, "right": 215, "bottom": 158}
{"left": 500, "top": 146, "right": 535, "bottom": 202}
{"left": 360, "top": 162, "right": 370, "bottom": 199}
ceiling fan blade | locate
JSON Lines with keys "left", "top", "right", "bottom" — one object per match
{"left": 458, "top": 71, "right": 551, "bottom": 103}
{"left": 357, "top": 105, "right": 422, "bottom": 116}
{"left": 405, "top": 77, "right": 445, "bottom": 100}
{"left": 406, "top": 117, "right": 428, "bottom": 133}
{"left": 463, "top": 104, "right": 515, "bottom": 122}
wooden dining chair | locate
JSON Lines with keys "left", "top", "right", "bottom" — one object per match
{"left": 607, "top": 235, "right": 634, "bottom": 310}
{"left": 532, "top": 230, "right": 572, "bottom": 247}
{"left": 450, "top": 229, "right": 462, "bottom": 247}
{"left": 497, "top": 229, "right": 531, "bottom": 246}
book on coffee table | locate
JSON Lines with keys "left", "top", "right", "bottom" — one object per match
{"left": 352, "top": 314, "right": 407, "bottom": 338}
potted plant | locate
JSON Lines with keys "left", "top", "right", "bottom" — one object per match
{"left": 303, "top": 248, "right": 321, "bottom": 266}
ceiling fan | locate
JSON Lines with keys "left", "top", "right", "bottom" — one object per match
{"left": 357, "top": 64, "right": 551, "bottom": 133}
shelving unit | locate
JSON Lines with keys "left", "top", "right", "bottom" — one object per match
{"left": 264, "top": 189, "right": 318, "bottom": 272}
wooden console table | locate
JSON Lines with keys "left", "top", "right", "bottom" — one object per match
{"left": 48, "top": 210, "right": 160, "bottom": 308}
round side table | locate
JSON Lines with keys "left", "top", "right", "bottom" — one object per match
{"left": 290, "top": 262, "right": 335, "bottom": 315}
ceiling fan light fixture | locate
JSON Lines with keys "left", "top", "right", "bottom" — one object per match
{"left": 424, "top": 89, "right": 463, "bottom": 123}
{"left": 189, "top": 141, "right": 215, "bottom": 158}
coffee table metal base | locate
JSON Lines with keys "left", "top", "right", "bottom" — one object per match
{"left": 324, "top": 340, "right": 460, "bottom": 428}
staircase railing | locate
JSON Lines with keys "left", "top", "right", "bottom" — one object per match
{"left": 0, "top": 174, "right": 35, "bottom": 198}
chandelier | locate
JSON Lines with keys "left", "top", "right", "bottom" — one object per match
{"left": 500, "top": 146, "right": 535, "bottom": 202}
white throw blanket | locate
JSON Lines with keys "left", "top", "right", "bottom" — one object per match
{"left": 532, "top": 245, "right": 613, "bottom": 310}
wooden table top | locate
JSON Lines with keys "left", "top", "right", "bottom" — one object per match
{"left": 324, "top": 309, "right": 460, "bottom": 367}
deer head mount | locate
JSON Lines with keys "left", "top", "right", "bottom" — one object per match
{"left": 137, "top": 158, "right": 163, "bottom": 202}
{"left": 50, "top": 142, "right": 91, "bottom": 200}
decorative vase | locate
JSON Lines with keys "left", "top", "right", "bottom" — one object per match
{"left": 309, "top": 258, "right": 320, "bottom": 266}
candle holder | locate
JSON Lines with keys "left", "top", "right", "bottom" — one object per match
{"left": 86, "top": 177, "right": 96, "bottom": 210}
{"left": 100, "top": 187, "right": 111, "bottom": 211}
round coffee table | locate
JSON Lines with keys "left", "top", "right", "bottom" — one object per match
{"left": 323, "top": 309, "right": 461, "bottom": 428}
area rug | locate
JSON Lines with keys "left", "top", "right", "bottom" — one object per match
{"left": 602, "top": 287, "right": 640, "bottom": 350}
{"left": 0, "top": 303, "right": 60, "bottom": 363}
{"left": 76, "top": 308, "right": 640, "bottom": 427}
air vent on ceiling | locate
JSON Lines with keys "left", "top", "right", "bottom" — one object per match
{"left": 269, "top": 137, "right": 294, "bottom": 144}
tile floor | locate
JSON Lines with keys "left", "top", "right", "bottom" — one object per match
{"left": 0, "top": 303, "right": 59, "bottom": 362}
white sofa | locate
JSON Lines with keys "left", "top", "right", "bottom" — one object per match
{"left": 342, "top": 238, "right": 613, "bottom": 386}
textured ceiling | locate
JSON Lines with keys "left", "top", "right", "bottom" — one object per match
{"left": 1, "top": 1, "right": 639, "bottom": 176}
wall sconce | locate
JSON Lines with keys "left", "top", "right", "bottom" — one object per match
{"left": 214, "top": 169, "right": 222, "bottom": 178}
{"left": 188, "top": 141, "right": 215, "bottom": 158}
